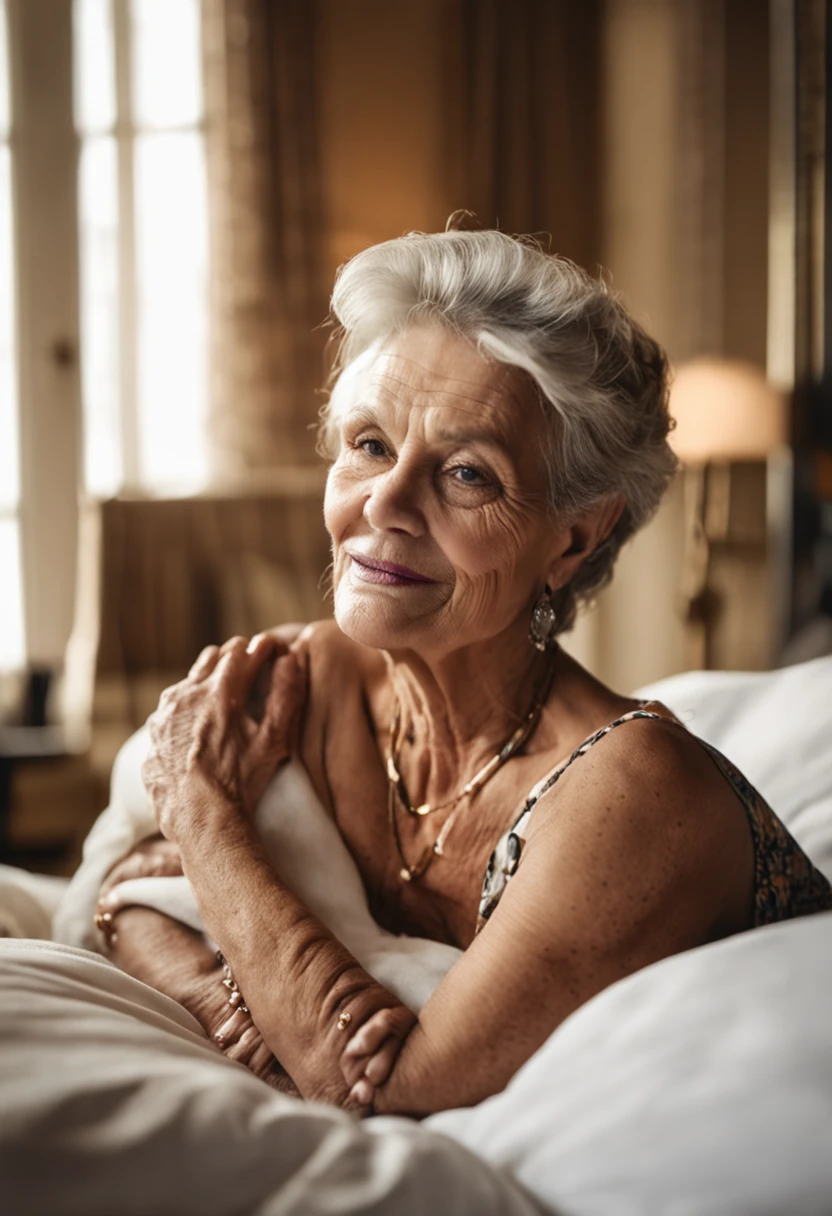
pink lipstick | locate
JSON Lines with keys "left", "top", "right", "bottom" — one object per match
{"left": 348, "top": 553, "right": 438, "bottom": 586}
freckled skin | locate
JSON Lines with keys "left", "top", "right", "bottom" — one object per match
{"left": 294, "top": 323, "right": 757, "bottom": 1114}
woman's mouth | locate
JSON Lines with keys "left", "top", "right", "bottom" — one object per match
{"left": 347, "top": 553, "right": 438, "bottom": 586}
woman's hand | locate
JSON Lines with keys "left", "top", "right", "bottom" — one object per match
{"left": 99, "top": 833, "right": 184, "bottom": 899}
{"left": 142, "top": 634, "right": 306, "bottom": 844}
{"left": 97, "top": 905, "right": 299, "bottom": 1095}
{"left": 94, "top": 833, "right": 185, "bottom": 946}
{"left": 340, "top": 1005, "right": 418, "bottom": 1112}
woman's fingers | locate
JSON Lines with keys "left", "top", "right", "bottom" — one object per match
{"left": 188, "top": 644, "right": 221, "bottom": 681}
{"left": 340, "top": 1043, "right": 372, "bottom": 1088}
{"left": 99, "top": 837, "right": 184, "bottom": 904}
{"left": 211, "top": 1010, "right": 282, "bottom": 1085}
{"left": 347, "top": 1076, "right": 376, "bottom": 1112}
{"left": 212, "top": 1006, "right": 250, "bottom": 1048}
{"left": 214, "top": 635, "right": 284, "bottom": 710}
{"left": 340, "top": 1034, "right": 402, "bottom": 1090}
{"left": 95, "top": 885, "right": 132, "bottom": 921}
{"left": 344, "top": 1038, "right": 403, "bottom": 1114}
{"left": 342, "top": 1005, "right": 415, "bottom": 1060}
{"left": 259, "top": 650, "right": 306, "bottom": 752}
{"left": 364, "top": 1035, "right": 403, "bottom": 1086}
{"left": 340, "top": 1005, "right": 416, "bottom": 1102}
{"left": 186, "top": 635, "right": 288, "bottom": 701}
{"left": 189, "top": 635, "right": 290, "bottom": 723}
{"left": 146, "top": 632, "right": 298, "bottom": 837}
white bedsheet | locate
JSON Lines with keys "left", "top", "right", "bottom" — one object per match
{"left": 2, "top": 911, "right": 830, "bottom": 1214}
{"left": 0, "top": 937, "right": 535, "bottom": 1216}
{"left": 1, "top": 654, "right": 830, "bottom": 1214}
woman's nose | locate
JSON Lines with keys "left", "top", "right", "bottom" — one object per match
{"left": 363, "top": 464, "right": 426, "bottom": 536}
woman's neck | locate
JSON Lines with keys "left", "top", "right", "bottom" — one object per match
{"left": 382, "top": 626, "right": 557, "bottom": 803}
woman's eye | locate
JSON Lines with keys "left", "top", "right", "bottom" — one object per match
{"left": 359, "top": 439, "right": 387, "bottom": 458}
{"left": 450, "top": 465, "right": 488, "bottom": 485}
{"left": 442, "top": 463, "right": 501, "bottom": 505}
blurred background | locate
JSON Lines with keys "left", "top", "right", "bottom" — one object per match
{"left": 0, "top": 0, "right": 829, "bottom": 870}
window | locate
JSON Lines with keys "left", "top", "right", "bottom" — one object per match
{"left": 0, "top": 0, "right": 25, "bottom": 671}
{"left": 0, "top": 1, "right": 209, "bottom": 675}
{"left": 75, "top": 0, "right": 209, "bottom": 497}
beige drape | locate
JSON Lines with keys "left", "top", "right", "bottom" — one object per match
{"left": 454, "top": 0, "right": 600, "bottom": 267}
{"left": 202, "top": 0, "right": 329, "bottom": 481}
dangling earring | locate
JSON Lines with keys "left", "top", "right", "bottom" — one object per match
{"left": 529, "top": 585, "right": 557, "bottom": 651}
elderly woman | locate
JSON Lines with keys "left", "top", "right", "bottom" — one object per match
{"left": 97, "top": 228, "right": 832, "bottom": 1118}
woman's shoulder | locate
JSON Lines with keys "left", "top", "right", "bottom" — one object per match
{"left": 527, "top": 698, "right": 744, "bottom": 847}
{"left": 514, "top": 705, "right": 756, "bottom": 936}
{"left": 556, "top": 703, "right": 718, "bottom": 792}
{"left": 292, "top": 619, "right": 386, "bottom": 683}
{"left": 291, "top": 620, "right": 387, "bottom": 752}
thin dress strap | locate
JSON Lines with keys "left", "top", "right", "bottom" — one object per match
{"left": 522, "top": 706, "right": 671, "bottom": 817}
{"left": 477, "top": 704, "right": 675, "bottom": 931}
{"left": 478, "top": 702, "right": 832, "bottom": 932}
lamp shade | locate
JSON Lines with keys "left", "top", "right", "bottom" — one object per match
{"left": 669, "top": 358, "right": 788, "bottom": 464}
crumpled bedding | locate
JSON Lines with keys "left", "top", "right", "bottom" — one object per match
{"left": 0, "top": 937, "right": 536, "bottom": 1216}
{"left": 3, "top": 908, "right": 831, "bottom": 1214}
{"left": 1, "top": 654, "right": 831, "bottom": 1214}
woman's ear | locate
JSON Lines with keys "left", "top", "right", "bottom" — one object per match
{"left": 545, "top": 495, "right": 626, "bottom": 590}
{"left": 592, "top": 493, "right": 626, "bottom": 550}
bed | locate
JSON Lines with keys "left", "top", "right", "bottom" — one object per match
{"left": 1, "top": 655, "right": 830, "bottom": 1215}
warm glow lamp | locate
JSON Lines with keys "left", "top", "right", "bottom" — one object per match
{"left": 670, "top": 359, "right": 788, "bottom": 464}
{"left": 669, "top": 358, "right": 788, "bottom": 668}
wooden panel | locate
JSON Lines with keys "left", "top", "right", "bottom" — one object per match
{"left": 95, "top": 493, "right": 332, "bottom": 674}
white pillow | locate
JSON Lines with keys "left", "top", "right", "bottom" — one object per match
{"left": 0, "top": 865, "right": 68, "bottom": 939}
{"left": 635, "top": 654, "right": 832, "bottom": 880}
{"left": 429, "top": 909, "right": 832, "bottom": 1216}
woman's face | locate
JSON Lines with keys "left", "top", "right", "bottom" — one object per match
{"left": 324, "top": 324, "right": 565, "bottom": 658}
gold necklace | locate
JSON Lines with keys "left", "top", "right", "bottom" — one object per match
{"left": 387, "top": 650, "right": 557, "bottom": 883}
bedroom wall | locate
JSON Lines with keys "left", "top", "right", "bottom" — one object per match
{"left": 566, "top": 0, "right": 772, "bottom": 690}
{"left": 316, "top": 0, "right": 601, "bottom": 278}
{"left": 317, "top": 0, "right": 458, "bottom": 277}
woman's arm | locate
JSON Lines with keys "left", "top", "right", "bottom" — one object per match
{"left": 176, "top": 810, "right": 410, "bottom": 1108}
{"left": 150, "top": 641, "right": 751, "bottom": 1118}
{"left": 90, "top": 623, "right": 310, "bottom": 1090}
{"left": 100, "top": 904, "right": 299, "bottom": 1093}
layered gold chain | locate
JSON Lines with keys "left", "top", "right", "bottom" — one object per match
{"left": 387, "top": 651, "right": 557, "bottom": 882}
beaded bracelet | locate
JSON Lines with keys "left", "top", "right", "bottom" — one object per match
{"left": 216, "top": 950, "right": 249, "bottom": 1015}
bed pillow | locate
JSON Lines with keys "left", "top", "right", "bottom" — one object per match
{"left": 429, "top": 909, "right": 832, "bottom": 1216}
{"left": 0, "top": 865, "right": 68, "bottom": 939}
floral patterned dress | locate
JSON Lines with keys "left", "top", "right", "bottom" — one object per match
{"left": 477, "top": 701, "right": 832, "bottom": 933}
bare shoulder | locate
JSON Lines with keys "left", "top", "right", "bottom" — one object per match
{"left": 291, "top": 621, "right": 386, "bottom": 809}
{"left": 539, "top": 711, "right": 736, "bottom": 827}
{"left": 522, "top": 712, "right": 755, "bottom": 937}
{"left": 292, "top": 619, "right": 385, "bottom": 689}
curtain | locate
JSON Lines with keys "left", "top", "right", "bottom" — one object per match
{"left": 202, "top": 0, "right": 328, "bottom": 481}
{"left": 456, "top": 0, "right": 600, "bottom": 267}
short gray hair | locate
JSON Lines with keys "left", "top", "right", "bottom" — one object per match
{"left": 320, "top": 229, "right": 677, "bottom": 634}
